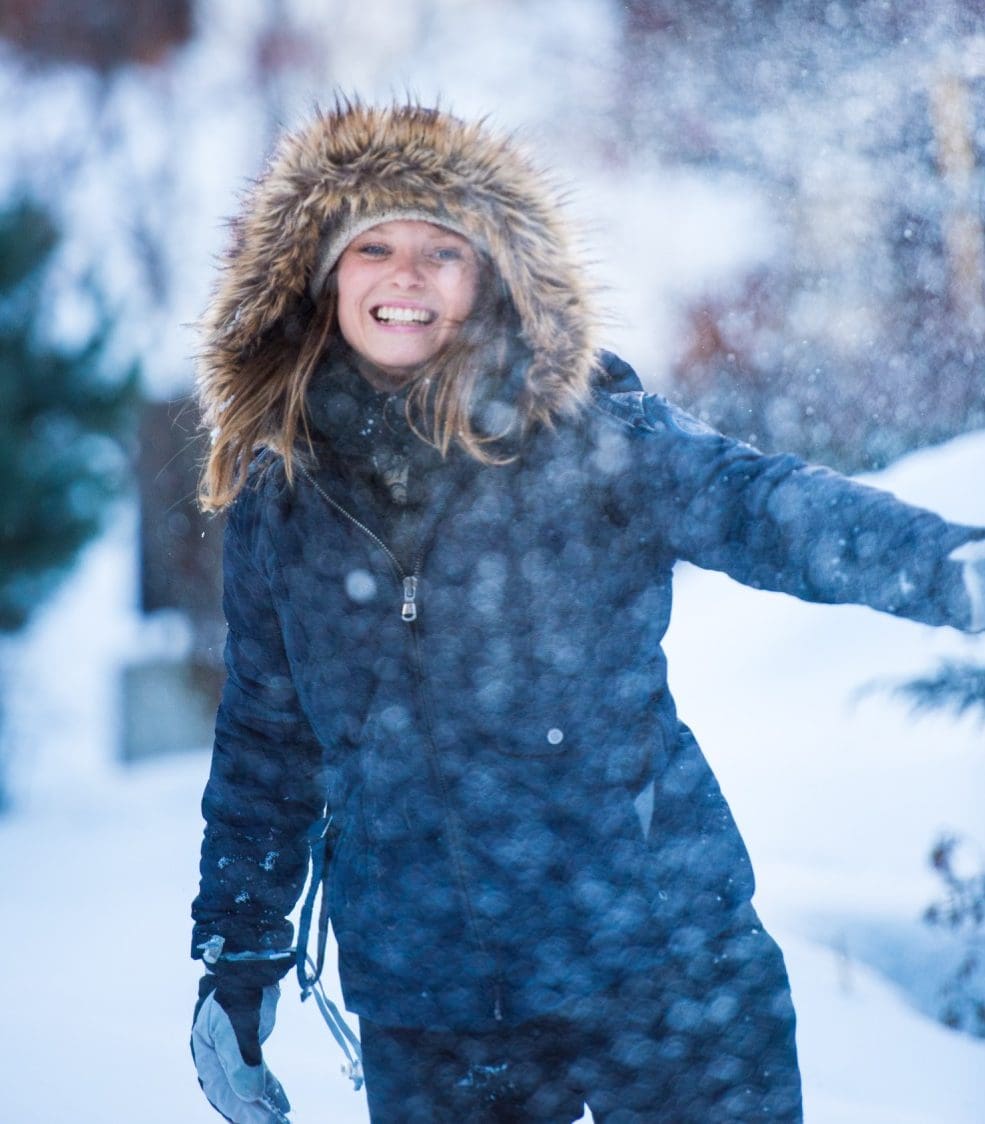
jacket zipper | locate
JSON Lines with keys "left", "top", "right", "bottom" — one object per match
{"left": 301, "top": 466, "right": 421, "bottom": 619}
{"left": 401, "top": 576, "right": 418, "bottom": 622}
{"left": 300, "top": 466, "right": 505, "bottom": 1021}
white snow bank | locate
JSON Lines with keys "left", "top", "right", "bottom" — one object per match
{"left": 784, "top": 933, "right": 985, "bottom": 1123}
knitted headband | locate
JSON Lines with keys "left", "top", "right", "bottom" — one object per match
{"left": 309, "top": 209, "right": 473, "bottom": 297}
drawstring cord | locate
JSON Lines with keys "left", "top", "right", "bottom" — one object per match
{"left": 296, "top": 813, "right": 364, "bottom": 1091}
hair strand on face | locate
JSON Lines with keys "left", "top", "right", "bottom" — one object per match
{"left": 402, "top": 258, "right": 522, "bottom": 463}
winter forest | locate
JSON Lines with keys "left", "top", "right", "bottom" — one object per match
{"left": 1, "top": 1, "right": 984, "bottom": 1120}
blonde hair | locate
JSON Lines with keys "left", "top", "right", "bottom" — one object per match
{"left": 198, "top": 260, "right": 521, "bottom": 511}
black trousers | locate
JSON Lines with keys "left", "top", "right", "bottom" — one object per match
{"left": 359, "top": 913, "right": 803, "bottom": 1123}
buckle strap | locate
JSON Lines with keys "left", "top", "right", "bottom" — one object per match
{"left": 303, "top": 954, "right": 364, "bottom": 1090}
{"left": 296, "top": 814, "right": 334, "bottom": 993}
{"left": 295, "top": 812, "right": 363, "bottom": 1091}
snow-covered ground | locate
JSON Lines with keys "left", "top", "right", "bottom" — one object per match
{"left": 3, "top": 431, "right": 985, "bottom": 1122}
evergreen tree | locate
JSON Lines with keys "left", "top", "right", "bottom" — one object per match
{"left": 923, "top": 834, "right": 985, "bottom": 1039}
{"left": 0, "top": 198, "right": 137, "bottom": 810}
{"left": 894, "top": 663, "right": 985, "bottom": 1038}
{"left": 0, "top": 199, "right": 137, "bottom": 633}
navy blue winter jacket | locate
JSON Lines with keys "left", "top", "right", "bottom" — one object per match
{"left": 191, "top": 351, "right": 980, "bottom": 1030}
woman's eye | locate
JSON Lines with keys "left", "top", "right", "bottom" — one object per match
{"left": 432, "top": 246, "right": 464, "bottom": 262}
{"left": 357, "top": 243, "right": 389, "bottom": 257}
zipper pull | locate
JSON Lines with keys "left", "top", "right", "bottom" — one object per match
{"left": 401, "top": 576, "right": 418, "bottom": 622}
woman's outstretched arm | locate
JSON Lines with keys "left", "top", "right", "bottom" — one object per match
{"left": 595, "top": 375, "right": 985, "bottom": 631}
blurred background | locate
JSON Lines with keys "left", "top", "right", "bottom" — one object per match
{"left": 1, "top": 2, "right": 984, "bottom": 1121}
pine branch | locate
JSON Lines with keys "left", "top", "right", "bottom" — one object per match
{"left": 893, "top": 661, "right": 985, "bottom": 723}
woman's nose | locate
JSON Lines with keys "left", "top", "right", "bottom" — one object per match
{"left": 387, "top": 250, "right": 425, "bottom": 286}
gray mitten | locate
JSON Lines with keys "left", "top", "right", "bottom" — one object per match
{"left": 192, "top": 976, "right": 291, "bottom": 1123}
{"left": 949, "top": 539, "right": 985, "bottom": 632}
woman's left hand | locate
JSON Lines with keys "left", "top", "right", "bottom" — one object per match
{"left": 191, "top": 977, "right": 291, "bottom": 1123}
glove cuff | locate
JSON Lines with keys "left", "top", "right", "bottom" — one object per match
{"left": 196, "top": 934, "right": 296, "bottom": 989}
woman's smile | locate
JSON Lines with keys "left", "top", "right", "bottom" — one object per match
{"left": 371, "top": 303, "right": 438, "bottom": 325}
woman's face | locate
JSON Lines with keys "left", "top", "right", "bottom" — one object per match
{"left": 335, "top": 220, "right": 481, "bottom": 384}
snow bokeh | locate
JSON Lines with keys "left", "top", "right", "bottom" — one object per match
{"left": 2, "top": 1, "right": 985, "bottom": 1120}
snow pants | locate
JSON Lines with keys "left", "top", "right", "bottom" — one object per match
{"left": 359, "top": 907, "right": 802, "bottom": 1123}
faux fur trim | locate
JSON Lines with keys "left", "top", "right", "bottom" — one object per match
{"left": 197, "top": 99, "right": 599, "bottom": 429}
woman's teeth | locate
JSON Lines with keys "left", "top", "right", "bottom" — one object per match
{"left": 373, "top": 306, "right": 436, "bottom": 324}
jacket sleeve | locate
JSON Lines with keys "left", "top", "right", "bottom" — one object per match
{"left": 191, "top": 483, "right": 326, "bottom": 972}
{"left": 624, "top": 391, "right": 985, "bottom": 629}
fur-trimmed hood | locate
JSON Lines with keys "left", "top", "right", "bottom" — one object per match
{"left": 197, "top": 100, "right": 599, "bottom": 431}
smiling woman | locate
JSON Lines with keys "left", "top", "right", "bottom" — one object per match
{"left": 335, "top": 221, "right": 480, "bottom": 386}
{"left": 188, "top": 99, "right": 985, "bottom": 1124}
